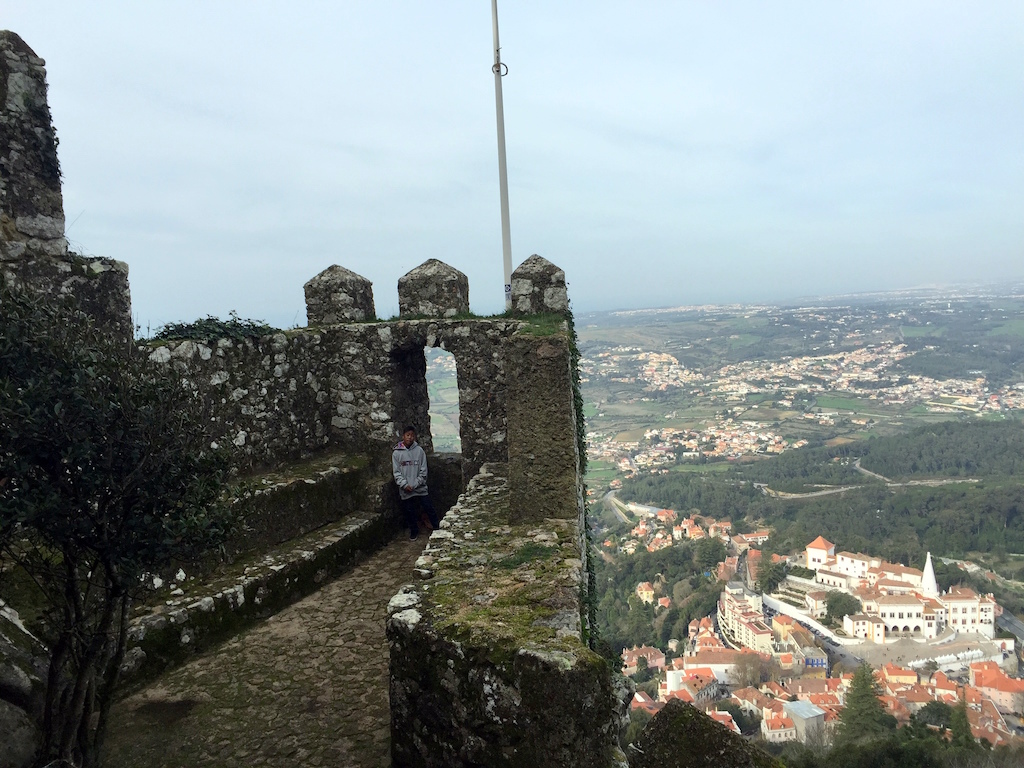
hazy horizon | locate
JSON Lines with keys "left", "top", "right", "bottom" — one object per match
{"left": 5, "top": 2, "right": 1022, "bottom": 330}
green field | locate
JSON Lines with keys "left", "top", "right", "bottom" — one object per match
{"left": 727, "top": 333, "right": 760, "bottom": 350}
{"left": 987, "top": 318, "right": 1024, "bottom": 338}
{"left": 668, "top": 462, "right": 732, "bottom": 474}
{"left": 814, "top": 395, "right": 870, "bottom": 412}
{"left": 586, "top": 460, "right": 620, "bottom": 482}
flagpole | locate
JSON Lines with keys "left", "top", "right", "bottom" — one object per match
{"left": 491, "top": 0, "right": 513, "bottom": 310}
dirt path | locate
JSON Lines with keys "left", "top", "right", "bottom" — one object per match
{"left": 103, "top": 534, "right": 427, "bottom": 768}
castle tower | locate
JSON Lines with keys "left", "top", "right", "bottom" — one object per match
{"left": 0, "top": 31, "right": 131, "bottom": 336}
{"left": 0, "top": 31, "right": 67, "bottom": 260}
{"left": 921, "top": 551, "right": 938, "bottom": 598}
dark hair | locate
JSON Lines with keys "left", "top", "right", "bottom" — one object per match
{"left": 403, "top": 426, "right": 417, "bottom": 435}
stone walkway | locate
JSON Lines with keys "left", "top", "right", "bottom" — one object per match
{"left": 103, "top": 534, "right": 427, "bottom": 768}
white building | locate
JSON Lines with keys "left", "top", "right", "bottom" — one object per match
{"left": 718, "top": 583, "right": 775, "bottom": 654}
{"left": 802, "top": 542, "right": 997, "bottom": 642}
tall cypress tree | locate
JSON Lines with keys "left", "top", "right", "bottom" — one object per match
{"left": 949, "top": 699, "right": 976, "bottom": 750}
{"left": 836, "top": 664, "right": 893, "bottom": 744}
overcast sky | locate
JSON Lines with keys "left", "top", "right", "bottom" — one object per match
{"left": 5, "top": 2, "right": 1023, "bottom": 330}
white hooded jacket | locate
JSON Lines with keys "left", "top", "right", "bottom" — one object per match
{"left": 392, "top": 440, "right": 429, "bottom": 500}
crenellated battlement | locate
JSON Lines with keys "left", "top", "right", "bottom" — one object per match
{"left": 0, "top": 29, "right": 632, "bottom": 768}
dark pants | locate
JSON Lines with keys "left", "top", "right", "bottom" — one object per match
{"left": 400, "top": 493, "right": 439, "bottom": 534}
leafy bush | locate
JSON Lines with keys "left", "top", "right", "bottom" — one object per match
{"left": 153, "top": 310, "right": 278, "bottom": 343}
{"left": 1, "top": 282, "right": 234, "bottom": 767}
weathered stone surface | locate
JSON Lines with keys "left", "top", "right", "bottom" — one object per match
{"left": 0, "top": 32, "right": 132, "bottom": 337}
{"left": 628, "top": 699, "right": 782, "bottom": 768}
{"left": 398, "top": 259, "right": 469, "bottom": 318}
{"left": 0, "top": 605, "right": 46, "bottom": 710}
{"left": 151, "top": 318, "right": 521, "bottom": 477}
{"left": 0, "top": 699, "right": 37, "bottom": 768}
{"left": 507, "top": 329, "right": 583, "bottom": 523}
{"left": 510, "top": 255, "right": 568, "bottom": 316}
{"left": 388, "top": 466, "right": 629, "bottom": 768}
{"left": 304, "top": 264, "right": 375, "bottom": 324}
{"left": 0, "top": 31, "right": 65, "bottom": 260}
{"left": 0, "top": 603, "right": 46, "bottom": 768}
{"left": 104, "top": 533, "right": 433, "bottom": 768}
{"left": 124, "top": 501, "right": 398, "bottom": 685}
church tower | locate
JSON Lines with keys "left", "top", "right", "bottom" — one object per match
{"left": 921, "top": 551, "right": 939, "bottom": 598}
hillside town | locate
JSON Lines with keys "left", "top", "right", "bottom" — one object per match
{"left": 581, "top": 342, "right": 1024, "bottom": 413}
{"left": 583, "top": 341, "right": 1024, "bottom": 481}
{"left": 616, "top": 504, "right": 1024, "bottom": 747}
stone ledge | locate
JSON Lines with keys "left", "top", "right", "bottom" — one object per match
{"left": 122, "top": 506, "right": 398, "bottom": 686}
{"left": 224, "top": 451, "right": 370, "bottom": 558}
{"left": 387, "top": 464, "right": 629, "bottom": 768}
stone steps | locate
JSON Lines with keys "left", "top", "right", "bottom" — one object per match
{"left": 122, "top": 504, "right": 399, "bottom": 686}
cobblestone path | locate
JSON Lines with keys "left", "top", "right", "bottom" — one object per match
{"left": 103, "top": 534, "right": 426, "bottom": 768}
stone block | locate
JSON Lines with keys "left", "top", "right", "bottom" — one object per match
{"left": 506, "top": 330, "right": 582, "bottom": 523}
{"left": 0, "top": 700, "right": 38, "bottom": 768}
{"left": 398, "top": 259, "right": 469, "bottom": 318}
{"left": 510, "top": 255, "right": 568, "bottom": 316}
{"left": 304, "top": 265, "right": 375, "bottom": 324}
{"left": 0, "top": 33, "right": 132, "bottom": 338}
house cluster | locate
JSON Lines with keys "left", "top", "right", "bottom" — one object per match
{"left": 587, "top": 421, "right": 803, "bottom": 481}
{"left": 634, "top": 580, "right": 673, "bottom": 611}
{"left": 803, "top": 537, "right": 999, "bottom": 642}
{"left": 583, "top": 335, "right": 1024, "bottom": 417}
{"left": 631, "top": 656, "right": 1023, "bottom": 747}
{"left": 871, "top": 661, "right": 1020, "bottom": 746}
{"left": 746, "top": 661, "right": 1021, "bottom": 746}
{"left": 582, "top": 336, "right": 1024, "bottom": 485}
{"left": 624, "top": 618, "right": 760, "bottom": 738}
{"left": 716, "top": 584, "right": 829, "bottom": 676}
{"left": 613, "top": 505, "right": 736, "bottom": 559}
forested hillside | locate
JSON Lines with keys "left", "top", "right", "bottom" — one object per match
{"left": 856, "top": 420, "right": 1024, "bottom": 479}
{"left": 594, "top": 542, "right": 724, "bottom": 653}
{"left": 618, "top": 421, "right": 1024, "bottom": 564}
{"left": 618, "top": 474, "right": 763, "bottom": 521}
{"left": 727, "top": 419, "right": 1024, "bottom": 490}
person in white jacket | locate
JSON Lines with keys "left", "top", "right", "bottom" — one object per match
{"left": 392, "top": 426, "right": 440, "bottom": 539}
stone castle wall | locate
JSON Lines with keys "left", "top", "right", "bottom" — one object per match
{"left": 147, "top": 317, "right": 522, "bottom": 479}
{"left": 1, "top": 28, "right": 630, "bottom": 767}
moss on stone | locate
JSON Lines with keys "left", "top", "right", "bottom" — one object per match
{"left": 516, "top": 313, "right": 570, "bottom": 337}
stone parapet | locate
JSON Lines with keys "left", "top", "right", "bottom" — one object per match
{"left": 123, "top": 506, "right": 396, "bottom": 686}
{"left": 148, "top": 318, "right": 524, "bottom": 477}
{"left": 387, "top": 465, "right": 629, "bottom": 768}
{"left": 0, "top": 31, "right": 133, "bottom": 337}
